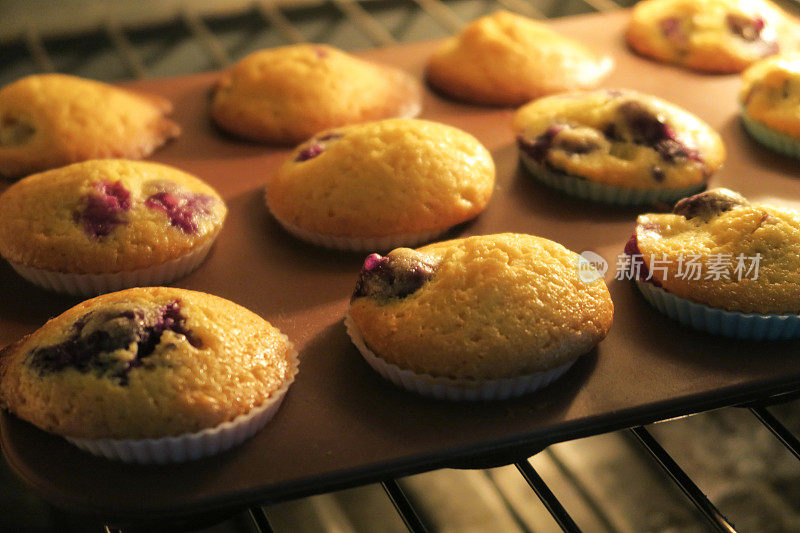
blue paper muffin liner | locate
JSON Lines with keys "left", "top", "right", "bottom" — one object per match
{"left": 636, "top": 280, "right": 800, "bottom": 340}
{"left": 740, "top": 110, "right": 800, "bottom": 160}
{"left": 519, "top": 153, "right": 705, "bottom": 205}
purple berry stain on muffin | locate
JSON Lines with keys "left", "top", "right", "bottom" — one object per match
{"left": 624, "top": 228, "right": 661, "bottom": 287}
{"left": 25, "top": 301, "right": 202, "bottom": 385}
{"left": 74, "top": 180, "right": 132, "bottom": 239}
{"left": 0, "top": 115, "right": 36, "bottom": 146}
{"left": 672, "top": 189, "right": 748, "bottom": 220}
{"left": 146, "top": 191, "right": 217, "bottom": 234}
{"left": 352, "top": 250, "right": 439, "bottom": 301}
{"left": 726, "top": 13, "right": 766, "bottom": 42}
{"left": 295, "top": 132, "right": 343, "bottom": 162}
{"left": 517, "top": 126, "right": 565, "bottom": 164}
{"left": 659, "top": 17, "right": 688, "bottom": 49}
{"left": 609, "top": 101, "right": 702, "bottom": 166}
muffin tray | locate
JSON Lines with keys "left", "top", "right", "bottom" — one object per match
{"left": 3, "top": 10, "right": 800, "bottom": 524}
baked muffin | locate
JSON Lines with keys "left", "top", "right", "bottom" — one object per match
{"left": 740, "top": 54, "right": 800, "bottom": 157}
{"left": 0, "top": 159, "right": 227, "bottom": 295}
{"left": 0, "top": 287, "right": 298, "bottom": 463}
{"left": 425, "top": 10, "right": 613, "bottom": 106}
{"left": 266, "top": 119, "right": 495, "bottom": 251}
{"left": 210, "top": 44, "right": 422, "bottom": 144}
{"left": 0, "top": 74, "right": 180, "bottom": 179}
{"left": 626, "top": 0, "right": 797, "bottom": 73}
{"left": 627, "top": 188, "right": 800, "bottom": 338}
{"left": 513, "top": 89, "right": 726, "bottom": 204}
{"left": 346, "top": 233, "right": 614, "bottom": 400}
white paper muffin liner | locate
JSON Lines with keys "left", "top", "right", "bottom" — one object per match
{"left": 519, "top": 153, "right": 706, "bottom": 205}
{"left": 344, "top": 313, "right": 577, "bottom": 400}
{"left": 636, "top": 280, "right": 800, "bottom": 340}
{"left": 271, "top": 213, "right": 449, "bottom": 252}
{"left": 7, "top": 237, "right": 217, "bottom": 297}
{"left": 740, "top": 110, "right": 800, "bottom": 159}
{"left": 65, "top": 342, "right": 299, "bottom": 464}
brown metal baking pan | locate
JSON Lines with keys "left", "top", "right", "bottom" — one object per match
{"left": 2, "top": 10, "right": 800, "bottom": 525}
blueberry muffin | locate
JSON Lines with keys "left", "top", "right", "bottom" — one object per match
{"left": 425, "top": 10, "right": 613, "bottom": 106}
{"left": 740, "top": 54, "right": 800, "bottom": 157}
{"left": 0, "top": 74, "right": 180, "bottom": 179}
{"left": 346, "top": 233, "right": 614, "bottom": 399}
{"left": 266, "top": 119, "right": 495, "bottom": 251}
{"left": 513, "top": 89, "right": 726, "bottom": 204}
{"left": 0, "top": 287, "right": 298, "bottom": 462}
{"left": 628, "top": 188, "right": 800, "bottom": 338}
{"left": 626, "top": 0, "right": 797, "bottom": 73}
{"left": 210, "top": 44, "right": 422, "bottom": 144}
{"left": 0, "top": 159, "right": 227, "bottom": 295}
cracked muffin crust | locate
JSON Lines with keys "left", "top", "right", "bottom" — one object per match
{"left": 0, "top": 287, "right": 298, "bottom": 440}
{"left": 513, "top": 89, "right": 725, "bottom": 196}
{"left": 348, "top": 233, "right": 614, "bottom": 382}
{"left": 425, "top": 10, "right": 613, "bottom": 106}
{"left": 626, "top": 0, "right": 798, "bottom": 73}
{"left": 265, "top": 119, "right": 495, "bottom": 250}
{"left": 630, "top": 189, "right": 800, "bottom": 314}
{"left": 210, "top": 44, "right": 422, "bottom": 144}
{"left": 0, "top": 74, "right": 180, "bottom": 179}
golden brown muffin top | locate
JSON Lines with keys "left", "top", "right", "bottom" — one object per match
{"left": 266, "top": 119, "right": 495, "bottom": 238}
{"left": 0, "top": 74, "right": 179, "bottom": 179}
{"left": 0, "top": 287, "right": 296, "bottom": 439}
{"left": 425, "top": 10, "right": 613, "bottom": 106}
{"left": 349, "top": 233, "right": 613, "bottom": 379}
{"left": 513, "top": 89, "right": 725, "bottom": 189}
{"left": 633, "top": 189, "right": 800, "bottom": 313}
{"left": 626, "top": 0, "right": 797, "bottom": 73}
{"left": 741, "top": 54, "right": 800, "bottom": 137}
{"left": 210, "top": 44, "right": 422, "bottom": 144}
{"left": 0, "top": 159, "right": 226, "bottom": 273}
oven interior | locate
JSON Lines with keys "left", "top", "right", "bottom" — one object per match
{"left": 2, "top": 1, "right": 800, "bottom": 532}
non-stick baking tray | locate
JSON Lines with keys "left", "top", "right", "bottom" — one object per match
{"left": 2, "top": 9, "right": 800, "bottom": 524}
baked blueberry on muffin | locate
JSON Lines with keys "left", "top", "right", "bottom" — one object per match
{"left": 425, "top": 10, "right": 613, "bottom": 106}
{"left": 627, "top": 188, "right": 800, "bottom": 339}
{"left": 512, "top": 89, "right": 726, "bottom": 204}
{"left": 210, "top": 44, "right": 422, "bottom": 144}
{"left": 0, "top": 287, "right": 298, "bottom": 463}
{"left": 626, "top": 0, "right": 797, "bottom": 73}
{"left": 346, "top": 234, "right": 614, "bottom": 400}
{"left": 266, "top": 119, "right": 495, "bottom": 251}
{"left": 0, "top": 74, "right": 180, "bottom": 179}
{"left": 0, "top": 159, "right": 227, "bottom": 295}
{"left": 740, "top": 54, "right": 800, "bottom": 157}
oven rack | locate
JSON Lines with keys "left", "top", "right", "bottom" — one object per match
{"left": 2, "top": 1, "right": 800, "bottom": 532}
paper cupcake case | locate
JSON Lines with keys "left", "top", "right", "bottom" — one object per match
{"left": 66, "top": 342, "right": 299, "bottom": 464}
{"left": 271, "top": 212, "right": 449, "bottom": 252}
{"left": 636, "top": 280, "right": 800, "bottom": 340}
{"left": 519, "top": 154, "right": 705, "bottom": 205}
{"left": 740, "top": 111, "right": 800, "bottom": 159}
{"left": 7, "top": 237, "right": 217, "bottom": 297}
{"left": 344, "top": 313, "right": 577, "bottom": 401}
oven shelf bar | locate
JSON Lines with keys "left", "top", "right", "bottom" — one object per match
{"left": 409, "top": 0, "right": 465, "bottom": 33}
{"left": 629, "top": 426, "right": 736, "bottom": 533}
{"left": 580, "top": 0, "right": 623, "bottom": 12}
{"left": 515, "top": 459, "right": 582, "bottom": 533}
{"left": 181, "top": 9, "right": 232, "bottom": 68}
{"left": 103, "top": 19, "right": 148, "bottom": 79}
{"left": 496, "top": 0, "right": 545, "bottom": 19}
{"left": 382, "top": 479, "right": 429, "bottom": 533}
{"left": 750, "top": 406, "right": 800, "bottom": 461}
{"left": 256, "top": 0, "right": 307, "bottom": 44}
{"left": 103, "top": 526, "right": 121, "bottom": 533}
{"left": 22, "top": 26, "right": 55, "bottom": 73}
{"left": 249, "top": 505, "right": 275, "bottom": 532}
{"left": 331, "top": 0, "right": 397, "bottom": 46}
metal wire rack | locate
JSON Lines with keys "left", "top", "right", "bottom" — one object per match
{"left": 3, "top": 1, "right": 800, "bottom": 531}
